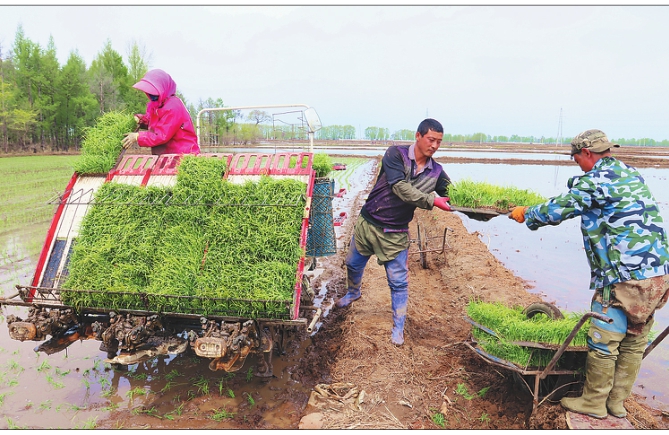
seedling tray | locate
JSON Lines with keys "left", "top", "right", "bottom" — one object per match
{"left": 24, "top": 152, "right": 315, "bottom": 321}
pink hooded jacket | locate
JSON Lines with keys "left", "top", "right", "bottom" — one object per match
{"left": 133, "top": 69, "right": 200, "bottom": 155}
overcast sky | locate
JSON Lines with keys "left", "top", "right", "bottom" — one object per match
{"left": 1, "top": 4, "right": 668, "bottom": 141}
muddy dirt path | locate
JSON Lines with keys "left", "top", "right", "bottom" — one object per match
{"left": 296, "top": 179, "right": 669, "bottom": 429}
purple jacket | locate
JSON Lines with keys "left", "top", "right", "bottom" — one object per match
{"left": 134, "top": 69, "right": 200, "bottom": 155}
{"left": 361, "top": 145, "right": 450, "bottom": 229}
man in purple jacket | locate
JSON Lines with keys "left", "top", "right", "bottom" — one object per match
{"left": 335, "top": 118, "right": 452, "bottom": 346}
{"left": 122, "top": 69, "right": 200, "bottom": 155}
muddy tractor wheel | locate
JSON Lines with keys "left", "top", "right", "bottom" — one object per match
{"left": 523, "top": 302, "right": 564, "bottom": 320}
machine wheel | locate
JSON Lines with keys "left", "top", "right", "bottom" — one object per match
{"left": 417, "top": 222, "right": 428, "bottom": 269}
{"left": 523, "top": 302, "right": 564, "bottom": 320}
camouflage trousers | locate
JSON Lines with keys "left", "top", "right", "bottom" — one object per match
{"left": 593, "top": 274, "right": 669, "bottom": 336}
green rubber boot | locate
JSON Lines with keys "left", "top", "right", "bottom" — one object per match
{"left": 606, "top": 328, "right": 647, "bottom": 418}
{"left": 606, "top": 353, "right": 642, "bottom": 418}
{"left": 561, "top": 351, "right": 615, "bottom": 419}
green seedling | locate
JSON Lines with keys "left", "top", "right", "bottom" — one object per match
{"left": 101, "top": 403, "right": 119, "bottom": 412}
{"left": 126, "top": 387, "right": 149, "bottom": 400}
{"left": 63, "top": 157, "right": 305, "bottom": 319}
{"left": 6, "top": 359, "right": 22, "bottom": 373}
{"left": 477, "top": 386, "right": 490, "bottom": 398}
{"left": 55, "top": 367, "right": 70, "bottom": 377}
{"left": 211, "top": 407, "right": 234, "bottom": 421}
{"left": 245, "top": 392, "right": 255, "bottom": 407}
{"left": 6, "top": 417, "right": 25, "bottom": 429}
{"left": 0, "top": 392, "right": 12, "bottom": 407}
{"left": 165, "top": 369, "right": 182, "bottom": 381}
{"left": 46, "top": 374, "right": 65, "bottom": 389}
{"left": 431, "top": 411, "right": 446, "bottom": 428}
{"left": 161, "top": 381, "right": 176, "bottom": 393}
{"left": 449, "top": 178, "right": 546, "bottom": 212}
{"left": 37, "top": 360, "right": 51, "bottom": 372}
{"left": 455, "top": 383, "right": 475, "bottom": 400}
{"left": 194, "top": 376, "right": 210, "bottom": 395}
{"left": 75, "top": 417, "right": 98, "bottom": 429}
{"left": 99, "top": 377, "right": 111, "bottom": 390}
{"left": 128, "top": 372, "right": 149, "bottom": 381}
{"left": 74, "top": 111, "right": 136, "bottom": 175}
{"left": 467, "top": 300, "right": 589, "bottom": 368}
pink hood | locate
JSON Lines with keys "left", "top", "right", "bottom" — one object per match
{"left": 133, "top": 69, "right": 177, "bottom": 107}
{"left": 133, "top": 69, "right": 199, "bottom": 155}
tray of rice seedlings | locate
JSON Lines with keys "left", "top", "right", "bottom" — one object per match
{"left": 448, "top": 178, "right": 547, "bottom": 221}
{"left": 312, "top": 153, "right": 333, "bottom": 178}
{"left": 61, "top": 155, "right": 309, "bottom": 320}
{"left": 74, "top": 111, "right": 136, "bottom": 175}
{"left": 465, "top": 300, "right": 589, "bottom": 370}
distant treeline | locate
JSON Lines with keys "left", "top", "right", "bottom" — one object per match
{"left": 1, "top": 25, "right": 666, "bottom": 154}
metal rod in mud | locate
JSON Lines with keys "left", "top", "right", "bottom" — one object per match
{"left": 307, "top": 308, "right": 322, "bottom": 333}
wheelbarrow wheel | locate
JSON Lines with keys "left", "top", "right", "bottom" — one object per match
{"left": 417, "top": 222, "right": 428, "bottom": 269}
{"left": 523, "top": 302, "right": 564, "bottom": 320}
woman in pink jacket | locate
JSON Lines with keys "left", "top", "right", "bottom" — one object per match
{"left": 122, "top": 69, "right": 200, "bottom": 155}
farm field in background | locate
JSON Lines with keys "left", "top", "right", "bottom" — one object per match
{"left": 0, "top": 155, "right": 78, "bottom": 235}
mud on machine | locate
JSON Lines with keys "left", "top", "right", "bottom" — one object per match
{"left": 0, "top": 105, "right": 336, "bottom": 378}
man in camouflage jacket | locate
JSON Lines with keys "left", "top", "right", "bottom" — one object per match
{"left": 509, "top": 129, "right": 669, "bottom": 419}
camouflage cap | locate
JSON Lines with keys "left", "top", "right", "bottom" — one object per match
{"left": 570, "top": 129, "right": 620, "bottom": 156}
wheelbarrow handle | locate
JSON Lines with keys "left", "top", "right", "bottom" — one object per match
{"left": 539, "top": 311, "right": 612, "bottom": 380}
{"left": 643, "top": 323, "right": 669, "bottom": 359}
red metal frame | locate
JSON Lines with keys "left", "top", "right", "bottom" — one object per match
{"left": 29, "top": 173, "right": 79, "bottom": 301}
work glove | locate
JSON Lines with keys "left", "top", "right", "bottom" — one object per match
{"left": 122, "top": 132, "right": 139, "bottom": 149}
{"left": 509, "top": 206, "right": 528, "bottom": 223}
{"left": 433, "top": 196, "right": 452, "bottom": 211}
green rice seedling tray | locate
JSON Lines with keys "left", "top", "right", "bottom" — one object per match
{"left": 22, "top": 152, "right": 316, "bottom": 321}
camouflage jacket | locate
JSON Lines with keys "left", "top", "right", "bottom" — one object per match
{"left": 525, "top": 156, "right": 669, "bottom": 290}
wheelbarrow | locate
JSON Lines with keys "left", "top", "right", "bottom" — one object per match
{"left": 465, "top": 301, "right": 669, "bottom": 417}
{"left": 464, "top": 302, "right": 612, "bottom": 414}
{"left": 409, "top": 220, "right": 453, "bottom": 269}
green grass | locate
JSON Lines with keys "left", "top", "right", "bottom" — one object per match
{"left": 0, "top": 155, "right": 78, "bottom": 235}
{"left": 449, "top": 178, "right": 546, "bottom": 212}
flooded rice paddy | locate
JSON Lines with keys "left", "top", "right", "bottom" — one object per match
{"left": 0, "top": 151, "right": 668, "bottom": 428}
